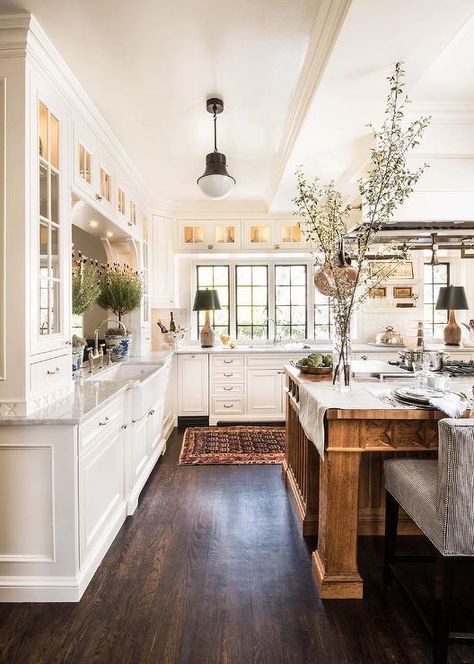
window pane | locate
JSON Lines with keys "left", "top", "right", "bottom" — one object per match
{"left": 275, "top": 265, "right": 307, "bottom": 339}
{"left": 236, "top": 265, "right": 268, "bottom": 339}
{"left": 196, "top": 265, "right": 230, "bottom": 337}
{"left": 424, "top": 262, "right": 449, "bottom": 336}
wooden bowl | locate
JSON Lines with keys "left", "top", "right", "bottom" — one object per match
{"left": 293, "top": 363, "right": 332, "bottom": 375}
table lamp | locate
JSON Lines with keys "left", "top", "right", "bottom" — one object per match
{"left": 193, "top": 288, "right": 221, "bottom": 347}
{"left": 435, "top": 286, "right": 469, "bottom": 346}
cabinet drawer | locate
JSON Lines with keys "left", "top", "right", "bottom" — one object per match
{"left": 246, "top": 355, "right": 293, "bottom": 369}
{"left": 211, "top": 383, "right": 245, "bottom": 395}
{"left": 30, "top": 352, "right": 70, "bottom": 395}
{"left": 79, "top": 393, "right": 125, "bottom": 453}
{"left": 211, "top": 369, "right": 245, "bottom": 382}
{"left": 211, "top": 397, "right": 244, "bottom": 415}
{"left": 211, "top": 356, "right": 244, "bottom": 369}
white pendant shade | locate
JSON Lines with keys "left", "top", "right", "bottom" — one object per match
{"left": 197, "top": 173, "right": 235, "bottom": 199}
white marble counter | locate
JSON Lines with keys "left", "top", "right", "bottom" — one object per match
{"left": 0, "top": 349, "right": 174, "bottom": 426}
{"left": 173, "top": 343, "right": 474, "bottom": 355}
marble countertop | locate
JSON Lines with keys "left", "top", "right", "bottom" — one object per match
{"left": 174, "top": 343, "right": 474, "bottom": 355}
{"left": 0, "top": 350, "right": 174, "bottom": 426}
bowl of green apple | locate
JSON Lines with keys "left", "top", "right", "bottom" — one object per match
{"left": 293, "top": 352, "right": 333, "bottom": 375}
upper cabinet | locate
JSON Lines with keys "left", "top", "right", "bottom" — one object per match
{"left": 176, "top": 219, "right": 307, "bottom": 252}
{"left": 152, "top": 216, "right": 177, "bottom": 308}
{"left": 31, "top": 79, "right": 71, "bottom": 356}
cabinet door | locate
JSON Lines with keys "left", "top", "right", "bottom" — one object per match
{"left": 131, "top": 414, "right": 149, "bottom": 484}
{"left": 247, "top": 369, "right": 284, "bottom": 416}
{"left": 73, "top": 120, "right": 97, "bottom": 199}
{"left": 275, "top": 221, "right": 307, "bottom": 250}
{"left": 210, "top": 222, "right": 241, "bottom": 250}
{"left": 152, "top": 216, "right": 176, "bottom": 307}
{"left": 147, "top": 401, "right": 164, "bottom": 455}
{"left": 242, "top": 220, "right": 275, "bottom": 250}
{"left": 177, "top": 354, "right": 209, "bottom": 416}
{"left": 177, "top": 220, "right": 209, "bottom": 251}
{"left": 31, "top": 81, "right": 71, "bottom": 355}
{"left": 79, "top": 426, "right": 125, "bottom": 569}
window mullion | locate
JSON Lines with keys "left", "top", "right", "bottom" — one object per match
{"left": 268, "top": 264, "right": 276, "bottom": 341}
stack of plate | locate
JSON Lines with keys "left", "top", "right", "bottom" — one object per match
{"left": 391, "top": 386, "right": 447, "bottom": 408}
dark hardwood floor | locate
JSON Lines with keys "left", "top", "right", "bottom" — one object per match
{"left": 1, "top": 428, "right": 474, "bottom": 664}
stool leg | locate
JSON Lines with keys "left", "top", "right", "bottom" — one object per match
{"left": 384, "top": 490, "right": 399, "bottom": 586}
{"left": 433, "top": 553, "right": 453, "bottom": 664}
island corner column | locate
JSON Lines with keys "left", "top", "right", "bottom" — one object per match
{"left": 312, "top": 417, "right": 363, "bottom": 599}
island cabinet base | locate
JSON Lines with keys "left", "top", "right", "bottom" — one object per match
{"left": 284, "top": 365, "right": 441, "bottom": 599}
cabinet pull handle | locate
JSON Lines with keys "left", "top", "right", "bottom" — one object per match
{"left": 99, "top": 416, "right": 110, "bottom": 426}
{"left": 121, "top": 424, "right": 128, "bottom": 430}
{"left": 223, "top": 386, "right": 233, "bottom": 391}
{"left": 47, "top": 367, "right": 61, "bottom": 375}
{"left": 223, "top": 372, "right": 233, "bottom": 377}
{"left": 277, "top": 370, "right": 284, "bottom": 374}
{"left": 95, "top": 193, "right": 103, "bottom": 201}
{"left": 223, "top": 360, "right": 233, "bottom": 364}
{"left": 361, "top": 355, "right": 368, "bottom": 360}
{"left": 223, "top": 403, "right": 234, "bottom": 408}
{"left": 148, "top": 409, "right": 155, "bottom": 415}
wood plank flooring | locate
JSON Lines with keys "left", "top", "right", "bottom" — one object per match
{"left": 0, "top": 428, "right": 473, "bottom": 664}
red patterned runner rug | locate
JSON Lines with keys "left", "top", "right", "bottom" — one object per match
{"left": 179, "top": 426, "right": 285, "bottom": 465}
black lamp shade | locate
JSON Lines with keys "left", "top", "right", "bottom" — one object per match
{"left": 435, "top": 286, "right": 469, "bottom": 311}
{"left": 192, "top": 289, "right": 221, "bottom": 311}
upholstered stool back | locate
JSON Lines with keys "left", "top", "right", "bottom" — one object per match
{"left": 436, "top": 419, "right": 474, "bottom": 556}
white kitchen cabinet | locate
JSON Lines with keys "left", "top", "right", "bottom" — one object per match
{"left": 177, "top": 219, "right": 208, "bottom": 251}
{"left": 152, "top": 215, "right": 177, "bottom": 307}
{"left": 78, "top": 418, "right": 126, "bottom": 570}
{"left": 242, "top": 220, "right": 275, "bottom": 250}
{"left": 177, "top": 354, "right": 209, "bottom": 416}
{"left": 274, "top": 220, "right": 307, "bottom": 250}
{"left": 73, "top": 119, "right": 97, "bottom": 199}
{"left": 247, "top": 368, "right": 284, "bottom": 417}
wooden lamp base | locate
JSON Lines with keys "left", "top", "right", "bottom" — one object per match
{"left": 443, "top": 310, "right": 462, "bottom": 346}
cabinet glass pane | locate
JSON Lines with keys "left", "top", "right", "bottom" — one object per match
{"left": 50, "top": 114, "right": 59, "bottom": 169}
{"left": 39, "top": 223, "right": 48, "bottom": 264}
{"left": 100, "top": 168, "right": 111, "bottom": 201}
{"left": 79, "top": 144, "right": 91, "bottom": 183}
{"left": 50, "top": 171, "right": 59, "bottom": 223}
{"left": 50, "top": 281, "right": 60, "bottom": 333}
{"left": 184, "top": 226, "right": 203, "bottom": 243}
{"left": 216, "top": 226, "right": 235, "bottom": 244}
{"left": 39, "top": 103, "right": 48, "bottom": 160}
{"left": 250, "top": 226, "right": 270, "bottom": 243}
{"left": 39, "top": 164, "right": 48, "bottom": 218}
{"left": 281, "top": 225, "right": 302, "bottom": 243}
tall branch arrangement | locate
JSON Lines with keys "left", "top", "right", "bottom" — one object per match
{"left": 294, "top": 63, "right": 430, "bottom": 386}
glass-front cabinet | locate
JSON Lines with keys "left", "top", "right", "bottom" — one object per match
{"left": 32, "top": 88, "right": 70, "bottom": 354}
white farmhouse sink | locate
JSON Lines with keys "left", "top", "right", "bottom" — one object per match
{"left": 90, "top": 360, "right": 171, "bottom": 420}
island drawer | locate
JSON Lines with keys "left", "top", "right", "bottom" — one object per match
{"left": 79, "top": 393, "right": 125, "bottom": 453}
{"left": 211, "top": 356, "right": 244, "bottom": 369}
{"left": 246, "top": 355, "right": 294, "bottom": 369}
{"left": 211, "top": 397, "right": 244, "bottom": 415}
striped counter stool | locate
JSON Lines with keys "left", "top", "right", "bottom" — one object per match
{"left": 384, "top": 419, "right": 474, "bottom": 664}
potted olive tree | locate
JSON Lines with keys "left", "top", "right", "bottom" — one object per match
{"left": 71, "top": 259, "right": 101, "bottom": 373}
{"left": 97, "top": 264, "right": 143, "bottom": 361}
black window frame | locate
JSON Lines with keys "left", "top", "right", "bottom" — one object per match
{"left": 235, "top": 264, "right": 269, "bottom": 340}
{"left": 195, "top": 264, "right": 230, "bottom": 337}
{"left": 275, "top": 264, "right": 308, "bottom": 340}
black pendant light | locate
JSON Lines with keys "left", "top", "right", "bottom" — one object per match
{"left": 197, "top": 98, "right": 236, "bottom": 199}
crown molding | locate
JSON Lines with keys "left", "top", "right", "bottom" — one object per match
{"left": 0, "top": 13, "right": 30, "bottom": 58}
{"left": 168, "top": 198, "right": 270, "bottom": 218}
{"left": 2, "top": 13, "right": 156, "bottom": 207}
{"left": 266, "top": 0, "right": 351, "bottom": 208}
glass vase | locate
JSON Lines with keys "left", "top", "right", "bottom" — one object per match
{"left": 332, "top": 321, "right": 352, "bottom": 391}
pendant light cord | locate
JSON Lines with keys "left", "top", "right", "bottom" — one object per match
{"left": 213, "top": 105, "right": 218, "bottom": 152}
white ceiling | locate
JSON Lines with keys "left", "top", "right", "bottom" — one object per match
{"left": 2, "top": 0, "right": 474, "bottom": 215}
{"left": 270, "top": 0, "right": 474, "bottom": 212}
{"left": 1, "top": 0, "right": 319, "bottom": 206}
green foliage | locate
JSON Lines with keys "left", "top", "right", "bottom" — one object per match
{"left": 98, "top": 265, "right": 143, "bottom": 321}
{"left": 294, "top": 63, "right": 430, "bottom": 384}
{"left": 72, "top": 263, "right": 101, "bottom": 315}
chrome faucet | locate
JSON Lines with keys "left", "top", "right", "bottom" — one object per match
{"left": 88, "top": 319, "right": 127, "bottom": 373}
{"left": 263, "top": 317, "right": 282, "bottom": 346}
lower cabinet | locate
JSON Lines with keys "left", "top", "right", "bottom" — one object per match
{"left": 247, "top": 368, "right": 285, "bottom": 417}
{"left": 79, "top": 420, "right": 126, "bottom": 570}
{"left": 177, "top": 354, "right": 209, "bottom": 416}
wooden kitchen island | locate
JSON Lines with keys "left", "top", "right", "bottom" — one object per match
{"left": 283, "top": 364, "right": 444, "bottom": 599}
